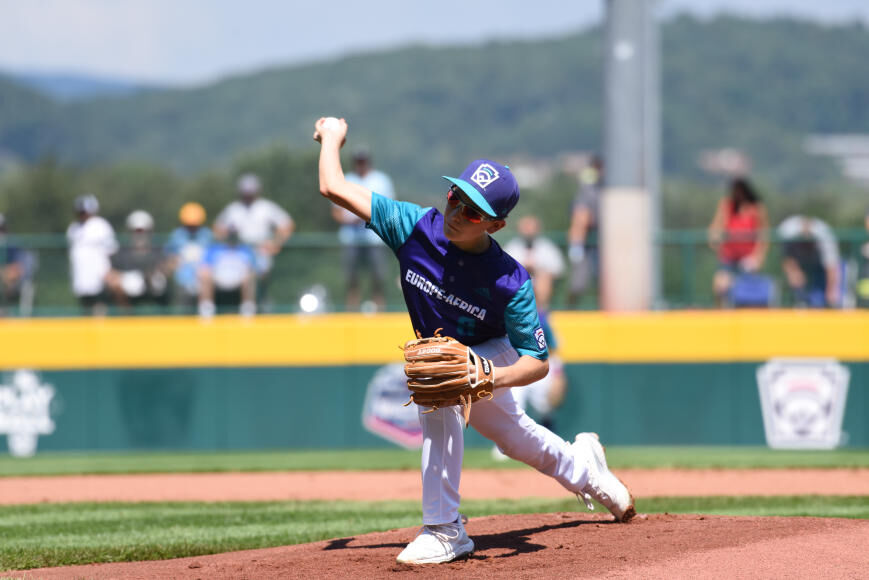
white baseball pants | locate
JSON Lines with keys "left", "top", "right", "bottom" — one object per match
{"left": 419, "top": 336, "right": 589, "bottom": 525}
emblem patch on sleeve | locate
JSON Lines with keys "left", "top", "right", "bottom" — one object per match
{"left": 534, "top": 327, "right": 547, "bottom": 350}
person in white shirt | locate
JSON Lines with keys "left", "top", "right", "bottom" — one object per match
{"left": 504, "top": 215, "right": 566, "bottom": 312}
{"left": 66, "top": 194, "right": 118, "bottom": 315}
{"left": 496, "top": 215, "right": 568, "bottom": 456}
{"left": 332, "top": 148, "right": 396, "bottom": 312}
{"left": 214, "top": 173, "right": 294, "bottom": 308}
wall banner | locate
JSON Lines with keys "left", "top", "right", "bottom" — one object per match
{"left": 0, "top": 370, "right": 57, "bottom": 457}
{"left": 361, "top": 363, "right": 422, "bottom": 449}
{"left": 757, "top": 358, "right": 850, "bottom": 449}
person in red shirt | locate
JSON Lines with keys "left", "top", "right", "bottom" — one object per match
{"left": 707, "top": 178, "right": 769, "bottom": 307}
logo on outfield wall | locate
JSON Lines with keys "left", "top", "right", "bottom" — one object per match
{"left": 362, "top": 363, "right": 422, "bottom": 449}
{"left": 757, "top": 359, "right": 850, "bottom": 449}
{"left": 0, "top": 370, "right": 56, "bottom": 457}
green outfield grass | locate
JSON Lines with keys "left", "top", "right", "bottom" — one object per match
{"left": 1, "top": 496, "right": 867, "bottom": 571}
{"left": 2, "top": 446, "right": 869, "bottom": 477}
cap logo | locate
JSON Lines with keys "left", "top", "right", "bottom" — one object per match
{"left": 470, "top": 163, "right": 500, "bottom": 189}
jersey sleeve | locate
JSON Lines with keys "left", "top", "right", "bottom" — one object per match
{"left": 377, "top": 173, "right": 396, "bottom": 200}
{"left": 502, "top": 238, "right": 527, "bottom": 265}
{"left": 203, "top": 245, "right": 217, "bottom": 266}
{"left": 214, "top": 205, "right": 231, "bottom": 228}
{"left": 366, "top": 192, "right": 430, "bottom": 252}
{"left": 97, "top": 219, "right": 119, "bottom": 255}
{"left": 163, "top": 229, "right": 181, "bottom": 255}
{"left": 538, "top": 239, "right": 566, "bottom": 277}
{"left": 265, "top": 200, "right": 292, "bottom": 228}
{"left": 814, "top": 221, "right": 841, "bottom": 267}
{"left": 504, "top": 279, "right": 549, "bottom": 360}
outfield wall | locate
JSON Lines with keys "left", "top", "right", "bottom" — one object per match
{"left": 1, "top": 311, "right": 866, "bottom": 452}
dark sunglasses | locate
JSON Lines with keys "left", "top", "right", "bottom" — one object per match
{"left": 447, "top": 185, "right": 494, "bottom": 224}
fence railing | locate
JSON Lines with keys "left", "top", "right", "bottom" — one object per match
{"left": 656, "top": 228, "right": 868, "bottom": 310}
{"left": 1, "top": 228, "right": 867, "bottom": 317}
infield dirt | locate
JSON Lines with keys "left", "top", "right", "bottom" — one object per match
{"left": 2, "top": 467, "right": 868, "bottom": 504}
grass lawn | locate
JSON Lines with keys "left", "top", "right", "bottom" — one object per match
{"left": 1, "top": 447, "right": 865, "bottom": 570}
{"left": 2, "top": 446, "right": 869, "bottom": 477}
{"left": 1, "top": 496, "right": 867, "bottom": 571}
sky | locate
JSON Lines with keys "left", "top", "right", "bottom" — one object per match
{"left": 1, "top": 0, "right": 868, "bottom": 85}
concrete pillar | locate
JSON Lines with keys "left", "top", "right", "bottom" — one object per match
{"left": 602, "top": 0, "right": 660, "bottom": 311}
{"left": 600, "top": 188, "right": 652, "bottom": 311}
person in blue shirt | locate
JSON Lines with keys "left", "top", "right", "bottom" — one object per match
{"left": 314, "top": 117, "right": 635, "bottom": 565}
{"left": 197, "top": 226, "right": 257, "bottom": 317}
{"left": 164, "top": 202, "right": 214, "bottom": 311}
{"left": 333, "top": 147, "right": 396, "bottom": 312}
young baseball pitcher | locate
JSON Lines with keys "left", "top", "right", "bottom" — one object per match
{"left": 314, "top": 117, "right": 635, "bottom": 565}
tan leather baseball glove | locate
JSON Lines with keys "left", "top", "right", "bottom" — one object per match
{"left": 402, "top": 329, "right": 496, "bottom": 426}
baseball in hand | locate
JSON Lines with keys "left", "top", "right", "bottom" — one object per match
{"left": 314, "top": 116, "right": 345, "bottom": 146}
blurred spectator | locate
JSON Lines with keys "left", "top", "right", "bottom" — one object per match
{"left": 858, "top": 211, "right": 869, "bottom": 308}
{"left": 777, "top": 215, "right": 841, "bottom": 308}
{"left": 198, "top": 226, "right": 257, "bottom": 318}
{"left": 106, "top": 210, "right": 170, "bottom": 311}
{"left": 504, "top": 215, "right": 565, "bottom": 311}
{"left": 333, "top": 147, "right": 395, "bottom": 312}
{"left": 566, "top": 156, "right": 603, "bottom": 309}
{"left": 164, "top": 202, "right": 213, "bottom": 311}
{"left": 501, "top": 215, "right": 568, "bottom": 436}
{"left": 707, "top": 178, "right": 769, "bottom": 307}
{"left": 0, "top": 213, "right": 32, "bottom": 316}
{"left": 214, "top": 173, "right": 294, "bottom": 310}
{"left": 66, "top": 195, "right": 118, "bottom": 316}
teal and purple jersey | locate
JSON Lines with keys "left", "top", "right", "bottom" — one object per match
{"left": 367, "top": 193, "right": 548, "bottom": 360}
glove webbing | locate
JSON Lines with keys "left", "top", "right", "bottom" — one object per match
{"left": 400, "top": 329, "right": 494, "bottom": 427}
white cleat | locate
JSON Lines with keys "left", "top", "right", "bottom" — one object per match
{"left": 574, "top": 432, "right": 636, "bottom": 522}
{"left": 396, "top": 515, "right": 475, "bottom": 564}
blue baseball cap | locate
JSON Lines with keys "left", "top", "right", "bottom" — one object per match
{"left": 443, "top": 159, "right": 520, "bottom": 219}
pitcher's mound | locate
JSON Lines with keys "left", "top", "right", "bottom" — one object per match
{"left": 12, "top": 512, "right": 869, "bottom": 579}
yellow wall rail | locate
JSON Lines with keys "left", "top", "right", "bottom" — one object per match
{"left": 1, "top": 310, "right": 868, "bottom": 370}
{"left": 552, "top": 310, "right": 869, "bottom": 363}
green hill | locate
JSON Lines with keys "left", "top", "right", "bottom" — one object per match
{"left": 5, "top": 71, "right": 152, "bottom": 102}
{"left": 0, "top": 77, "right": 59, "bottom": 160}
{"left": 1, "top": 15, "right": 868, "bottom": 189}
